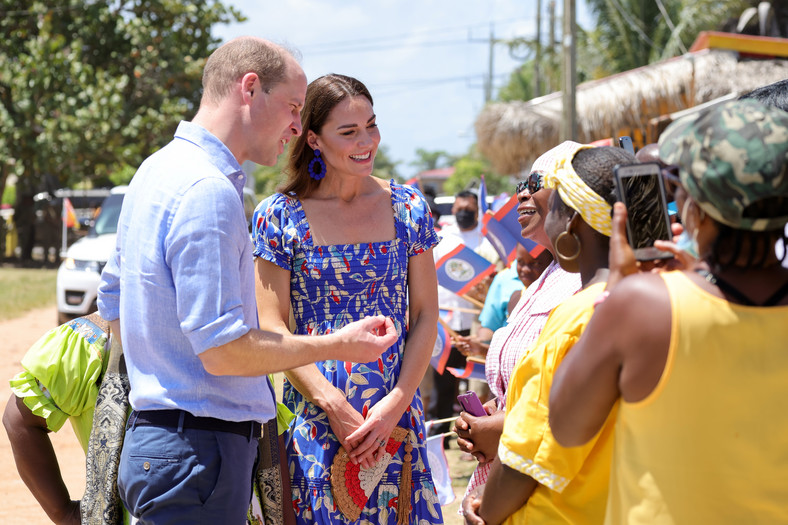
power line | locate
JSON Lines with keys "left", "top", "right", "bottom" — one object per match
{"left": 297, "top": 17, "right": 535, "bottom": 54}
{"left": 306, "top": 39, "right": 474, "bottom": 55}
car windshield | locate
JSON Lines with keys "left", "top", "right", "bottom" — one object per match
{"left": 91, "top": 194, "right": 124, "bottom": 236}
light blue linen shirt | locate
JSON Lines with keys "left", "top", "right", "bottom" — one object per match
{"left": 98, "top": 121, "right": 275, "bottom": 423}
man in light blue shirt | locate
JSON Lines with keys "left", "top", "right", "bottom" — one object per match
{"left": 98, "top": 37, "right": 396, "bottom": 524}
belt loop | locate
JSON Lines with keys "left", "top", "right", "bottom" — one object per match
{"left": 248, "top": 421, "right": 254, "bottom": 442}
{"left": 128, "top": 410, "right": 139, "bottom": 430}
{"left": 177, "top": 410, "right": 186, "bottom": 434}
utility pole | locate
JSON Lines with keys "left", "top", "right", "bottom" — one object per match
{"left": 548, "top": 0, "right": 556, "bottom": 93}
{"left": 561, "top": 0, "right": 577, "bottom": 141}
{"left": 485, "top": 23, "right": 495, "bottom": 103}
{"left": 535, "top": 0, "right": 542, "bottom": 97}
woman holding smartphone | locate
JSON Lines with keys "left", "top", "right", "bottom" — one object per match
{"left": 550, "top": 100, "right": 788, "bottom": 524}
{"left": 463, "top": 144, "right": 636, "bottom": 525}
{"left": 455, "top": 143, "right": 583, "bottom": 508}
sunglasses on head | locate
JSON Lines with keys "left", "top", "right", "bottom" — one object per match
{"left": 516, "top": 171, "right": 543, "bottom": 196}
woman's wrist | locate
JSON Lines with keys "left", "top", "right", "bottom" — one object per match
{"left": 316, "top": 386, "right": 348, "bottom": 415}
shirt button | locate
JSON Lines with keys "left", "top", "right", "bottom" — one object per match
{"left": 143, "top": 461, "right": 151, "bottom": 471}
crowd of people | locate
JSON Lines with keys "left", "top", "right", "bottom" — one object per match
{"left": 3, "top": 36, "right": 788, "bottom": 525}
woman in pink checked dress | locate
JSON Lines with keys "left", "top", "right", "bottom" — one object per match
{"left": 454, "top": 143, "right": 582, "bottom": 513}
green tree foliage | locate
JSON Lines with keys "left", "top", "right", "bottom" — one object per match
{"left": 410, "top": 148, "right": 457, "bottom": 173}
{"left": 494, "top": 0, "right": 752, "bottom": 104}
{"left": 0, "top": 0, "right": 243, "bottom": 205}
{"left": 371, "top": 144, "right": 401, "bottom": 182}
{"left": 584, "top": 0, "right": 751, "bottom": 75}
{"left": 443, "top": 145, "right": 510, "bottom": 196}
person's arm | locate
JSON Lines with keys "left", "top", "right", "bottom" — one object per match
{"left": 198, "top": 316, "right": 396, "bottom": 377}
{"left": 97, "top": 243, "right": 121, "bottom": 324}
{"left": 550, "top": 204, "right": 672, "bottom": 447}
{"left": 478, "top": 457, "right": 538, "bottom": 525}
{"left": 2, "top": 395, "right": 80, "bottom": 525}
{"left": 252, "top": 258, "right": 374, "bottom": 463}
{"left": 346, "top": 248, "right": 439, "bottom": 464}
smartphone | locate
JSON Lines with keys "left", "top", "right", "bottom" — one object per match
{"left": 457, "top": 391, "right": 487, "bottom": 417}
{"left": 618, "top": 136, "right": 635, "bottom": 155}
{"left": 613, "top": 162, "right": 673, "bottom": 261}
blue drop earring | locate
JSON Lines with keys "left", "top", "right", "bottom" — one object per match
{"left": 308, "top": 149, "right": 327, "bottom": 180}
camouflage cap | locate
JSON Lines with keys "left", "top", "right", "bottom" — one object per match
{"left": 658, "top": 99, "right": 788, "bottom": 231}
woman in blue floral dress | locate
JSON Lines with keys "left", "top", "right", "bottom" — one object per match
{"left": 252, "top": 74, "right": 443, "bottom": 524}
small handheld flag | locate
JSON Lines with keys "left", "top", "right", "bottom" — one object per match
{"left": 481, "top": 194, "right": 544, "bottom": 264}
{"left": 430, "top": 320, "right": 453, "bottom": 374}
{"left": 435, "top": 244, "right": 496, "bottom": 297}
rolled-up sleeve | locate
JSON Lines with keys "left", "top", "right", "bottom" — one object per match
{"left": 97, "top": 244, "right": 121, "bottom": 321}
{"left": 165, "top": 178, "right": 251, "bottom": 354}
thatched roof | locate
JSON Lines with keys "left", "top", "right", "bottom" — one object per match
{"left": 476, "top": 48, "right": 788, "bottom": 174}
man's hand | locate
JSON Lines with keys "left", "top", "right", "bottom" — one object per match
{"left": 334, "top": 316, "right": 398, "bottom": 363}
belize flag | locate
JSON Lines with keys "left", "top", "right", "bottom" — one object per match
{"left": 425, "top": 434, "right": 455, "bottom": 505}
{"left": 478, "top": 175, "right": 488, "bottom": 219}
{"left": 430, "top": 320, "right": 453, "bottom": 374}
{"left": 446, "top": 359, "right": 486, "bottom": 381}
{"left": 481, "top": 194, "right": 544, "bottom": 264}
{"left": 435, "top": 244, "right": 496, "bottom": 297}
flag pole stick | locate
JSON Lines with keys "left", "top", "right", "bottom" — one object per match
{"left": 437, "top": 316, "right": 460, "bottom": 340}
{"left": 60, "top": 198, "right": 67, "bottom": 258}
{"left": 460, "top": 294, "right": 485, "bottom": 309}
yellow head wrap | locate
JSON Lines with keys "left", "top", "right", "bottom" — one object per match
{"left": 543, "top": 142, "right": 613, "bottom": 237}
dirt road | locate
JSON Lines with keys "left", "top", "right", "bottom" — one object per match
{"left": 0, "top": 307, "right": 470, "bottom": 523}
{"left": 0, "top": 306, "right": 84, "bottom": 524}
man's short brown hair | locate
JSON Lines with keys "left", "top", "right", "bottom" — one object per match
{"left": 201, "top": 37, "right": 295, "bottom": 104}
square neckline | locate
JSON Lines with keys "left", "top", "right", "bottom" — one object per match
{"left": 288, "top": 178, "right": 404, "bottom": 249}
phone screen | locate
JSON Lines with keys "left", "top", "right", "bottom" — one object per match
{"left": 614, "top": 163, "right": 673, "bottom": 260}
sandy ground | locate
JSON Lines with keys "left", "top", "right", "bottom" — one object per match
{"left": 0, "top": 306, "right": 84, "bottom": 523}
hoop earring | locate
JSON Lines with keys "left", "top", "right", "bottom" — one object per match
{"left": 308, "top": 149, "right": 327, "bottom": 180}
{"left": 555, "top": 231, "right": 581, "bottom": 269}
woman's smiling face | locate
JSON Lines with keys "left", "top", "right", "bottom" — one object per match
{"left": 309, "top": 95, "right": 380, "bottom": 178}
{"left": 516, "top": 175, "right": 553, "bottom": 249}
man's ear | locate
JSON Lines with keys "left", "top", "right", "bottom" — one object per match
{"left": 241, "top": 72, "right": 258, "bottom": 101}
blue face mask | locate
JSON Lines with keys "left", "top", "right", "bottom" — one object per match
{"left": 676, "top": 199, "right": 699, "bottom": 258}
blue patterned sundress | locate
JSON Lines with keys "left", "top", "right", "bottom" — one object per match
{"left": 252, "top": 181, "right": 444, "bottom": 524}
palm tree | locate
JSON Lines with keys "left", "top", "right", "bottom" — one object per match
{"left": 584, "top": 0, "right": 752, "bottom": 76}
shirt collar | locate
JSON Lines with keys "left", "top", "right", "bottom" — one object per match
{"left": 173, "top": 121, "right": 246, "bottom": 188}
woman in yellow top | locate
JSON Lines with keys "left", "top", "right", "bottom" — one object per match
{"left": 464, "top": 143, "right": 636, "bottom": 524}
{"left": 550, "top": 101, "right": 788, "bottom": 523}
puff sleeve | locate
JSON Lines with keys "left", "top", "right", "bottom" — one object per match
{"left": 252, "top": 193, "right": 299, "bottom": 271}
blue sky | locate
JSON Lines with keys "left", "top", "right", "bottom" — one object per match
{"left": 215, "top": 0, "right": 592, "bottom": 180}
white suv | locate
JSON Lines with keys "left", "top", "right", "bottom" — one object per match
{"left": 55, "top": 185, "right": 258, "bottom": 323}
{"left": 56, "top": 186, "right": 127, "bottom": 324}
